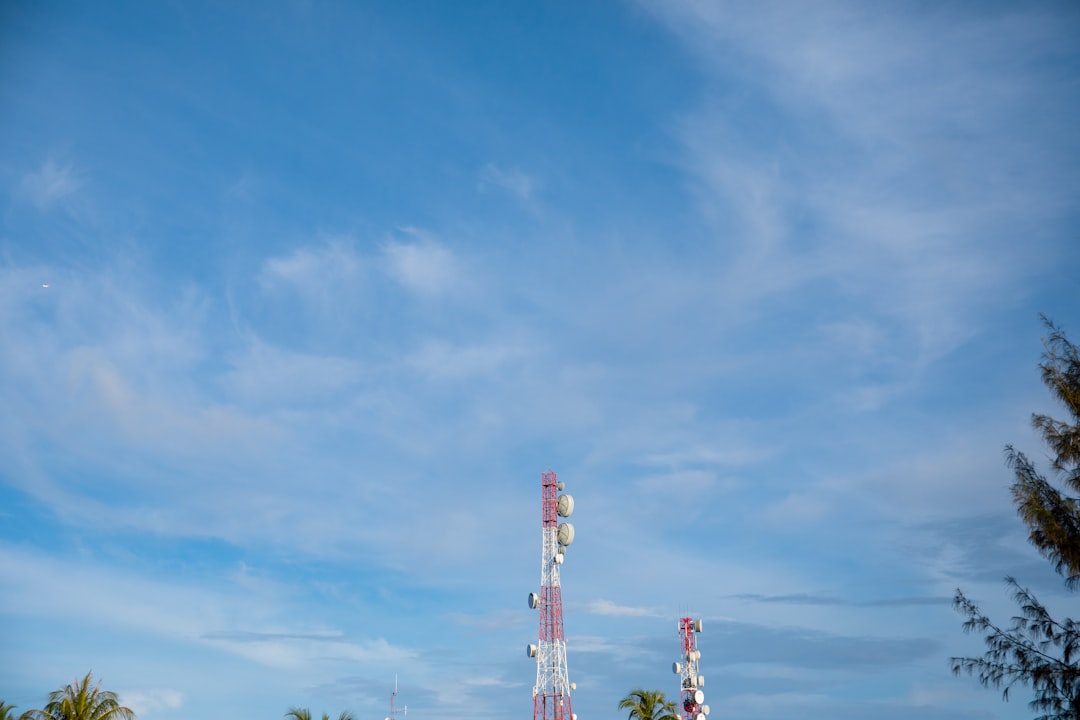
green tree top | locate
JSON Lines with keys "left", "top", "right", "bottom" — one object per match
{"left": 617, "top": 688, "right": 679, "bottom": 720}
{"left": 952, "top": 317, "right": 1080, "bottom": 719}
{"left": 1010, "top": 315, "right": 1080, "bottom": 587}
{"left": 22, "top": 672, "right": 134, "bottom": 720}
{"left": 285, "top": 707, "right": 354, "bottom": 720}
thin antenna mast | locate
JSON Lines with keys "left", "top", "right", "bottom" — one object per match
{"left": 385, "top": 676, "right": 406, "bottom": 720}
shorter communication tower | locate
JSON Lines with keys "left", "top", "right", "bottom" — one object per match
{"left": 527, "top": 470, "right": 578, "bottom": 720}
{"left": 384, "top": 676, "right": 406, "bottom": 720}
{"left": 672, "top": 618, "right": 709, "bottom": 720}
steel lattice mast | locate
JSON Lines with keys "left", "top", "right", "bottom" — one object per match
{"left": 527, "top": 470, "right": 577, "bottom": 720}
{"left": 673, "top": 617, "right": 709, "bottom": 720}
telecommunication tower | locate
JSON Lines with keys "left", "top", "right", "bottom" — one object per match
{"left": 527, "top": 470, "right": 577, "bottom": 720}
{"left": 384, "top": 676, "right": 405, "bottom": 720}
{"left": 672, "top": 618, "right": 709, "bottom": 720}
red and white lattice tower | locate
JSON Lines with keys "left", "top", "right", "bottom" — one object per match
{"left": 673, "top": 618, "right": 709, "bottom": 720}
{"left": 527, "top": 470, "right": 577, "bottom": 720}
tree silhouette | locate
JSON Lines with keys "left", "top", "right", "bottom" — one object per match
{"left": 952, "top": 317, "right": 1080, "bottom": 719}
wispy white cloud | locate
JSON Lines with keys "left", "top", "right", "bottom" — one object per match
{"left": 0, "top": 543, "right": 228, "bottom": 641}
{"left": 477, "top": 163, "right": 535, "bottom": 201}
{"left": 730, "top": 592, "right": 949, "bottom": 608}
{"left": 567, "top": 635, "right": 630, "bottom": 654}
{"left": 574, "top": 400, "right": 778, "bottom": 472}
{"left": 583, "top": 599, "right": 657, "bottom": 617}
{"left": 639, "top": 442, "right": 772, "bottom": 469}
{"left": 61, "top": 344, "right": 281, "bottom": 456}
{"left": 120, "top": 689, "right": 184, "bottom": 718}
{"left": 202, "top": 633, "right": 418, "bottom": 671}
{"left": 447, "top": 609, "right": 529, "bottom": 631}
{"left": 0, "top": 265, "right": 279, "bottom": 482}
{"left": 642, "top": 0, "right": 1076, "bottom": 380}
{"left": 381, "top": 233, "right": 461, "bottom": 298}
{"left": 2, "top": 4, "right": 1076, "bottom": 719}
{"left": 832, "top": 429, "right": 1023, "bottom": 521}
{"left": 761, "top": 491, "right": 831, "bottom": 526}
{"left": 634, "top": 469, "right": 744, "bottom": 496}
{"left": 406, "top": 338, "right": 525, "bottom": 381}
{"left": 259, "top": 238, "right": 365, "bottom": 305}
{"left": 907, "top": 683, "right": 970, "bottom": 708}
{"left": 0, "top": 540, "right": 424, "bottom": 680}
{"left": 18, "top": 159, "right": 83, "bottom": 210}
{"left": 222, "top": 339, "right": 365, "bottom": 407}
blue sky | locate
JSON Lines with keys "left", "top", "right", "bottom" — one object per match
{"left": 1, "top": 2, "right": 1078, "bottom": 719}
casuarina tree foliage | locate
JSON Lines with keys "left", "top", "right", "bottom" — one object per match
{"left": 952, "top": 317, "right": 1080, "bottom": 719}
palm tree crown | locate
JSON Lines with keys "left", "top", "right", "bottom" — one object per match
{"left": 286, "top": 708, "right": 354, "bottom": 720}
{"left": 618, "top": 688, "right": 679, "bottom": 720}
{"left": 24, "top": 672, "right": 134, "bottom": 720}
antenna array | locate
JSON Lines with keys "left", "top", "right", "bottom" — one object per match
{"left": 673, "top": 618, "right": 709, "bottom": 720}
